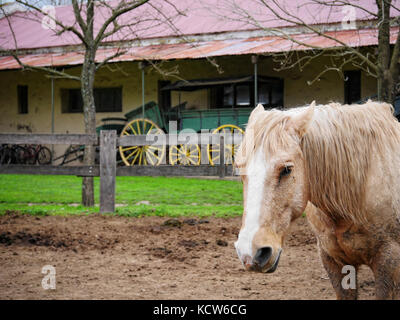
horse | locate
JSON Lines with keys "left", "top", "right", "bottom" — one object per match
{"left": 234, "top": 100, "right": 400, "bottom": 299}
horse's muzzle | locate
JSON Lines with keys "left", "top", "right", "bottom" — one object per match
{"left": 249, "top": 248, "right": 282, "bottom": 273}
{"left": 265, "top": 249, "right": 282, "bottom": 273}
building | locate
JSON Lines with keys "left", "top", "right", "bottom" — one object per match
{"left": 0, "top": 0, "right": 398, "bottom": 161}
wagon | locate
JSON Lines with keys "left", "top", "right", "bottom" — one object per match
{"left": 108, "top": 100, "right": 251, "bottom": 166}
{"left": 99, "top": 75, "right": 283, "bottom": 166}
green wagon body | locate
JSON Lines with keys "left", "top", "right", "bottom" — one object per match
{"left": 124, "top": 101, "right": 166, "bottom": 129}
{"left": 96, "top": 101, "right": 166, "bottom": 134}
{"left": 179, "top": 108, "right": 252, "bottom": 132}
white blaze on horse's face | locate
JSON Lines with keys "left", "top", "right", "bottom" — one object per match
{"left": 234, "top": 147, "right": 292, "bottom": 273}
{"left": 234, "top": 147, "right": 271, "bottom": 269}
{"left": 235, "top": 103, "right": 315, "bottom": 273}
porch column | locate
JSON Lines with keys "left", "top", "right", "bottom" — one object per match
{"left": 252, "top": 55, "right": 258, "bottom": 106}
{"left": 51, "top": 77, "right": 55, "bottom": 134}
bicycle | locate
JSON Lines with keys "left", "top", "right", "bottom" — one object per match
{"left": 0, "top": 144, "right": 17, "bottom": 164}
{"left": 4, "top": 144, "right": 52, "bottom": 165}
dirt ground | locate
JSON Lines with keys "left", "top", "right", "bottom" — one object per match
{"left": 0, "top": 213, "right": 376, "bottom": 300}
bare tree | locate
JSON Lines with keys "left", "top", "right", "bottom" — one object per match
{"left": 0, "top": 0, "right": 184, "bottom": 206}
{"left": 210, "top": 0, "right": 400, "bottom": 104}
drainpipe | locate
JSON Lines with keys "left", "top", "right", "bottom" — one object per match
{"left": 51, "top": 77, "right": 55, "bottom": 161}
{"left": 142, "top": 67, "right": 145, "bottom": 120}
{"left": 252, "top": 55, "right": 258, "bottom": 106}
{"left": 139, "top": 61, "right": 146, "bottom": 121}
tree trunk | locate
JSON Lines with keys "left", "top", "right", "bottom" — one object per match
{"left": 376, "top": 0, "right": 396, "bottom": 104}
{"left": 81, "top": 49, "right": 96, "bottom": 207}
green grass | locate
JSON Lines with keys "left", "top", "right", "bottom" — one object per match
{"left": 0, "top": 175, "right": 243, "bottom": 217}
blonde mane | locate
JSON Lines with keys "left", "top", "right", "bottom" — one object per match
{"left": 236, "top": 101, "right": 400, "bottom": 223}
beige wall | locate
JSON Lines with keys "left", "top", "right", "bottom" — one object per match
{"left": 0, "top": 52, "right": 377, "bottom": 136}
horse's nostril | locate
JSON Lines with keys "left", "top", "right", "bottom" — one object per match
{"left": 254, "top": 246, "right": 273, "bottom": 268}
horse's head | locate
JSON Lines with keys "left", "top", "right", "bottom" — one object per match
{"left": 234, "top": 102, "right": 315, "bottom": 273}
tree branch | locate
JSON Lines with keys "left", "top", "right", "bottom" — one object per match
{"left": 15, "top": 0, "right": 88, "bottom": 45}
{"left": 94, "top": 0, "right": 150, "bottom": 47}
{"left": 71, "top": 0, "right": 87, "bottom": 34}
{"left": 95, "top": 49, "right": 127, "bottom": 71}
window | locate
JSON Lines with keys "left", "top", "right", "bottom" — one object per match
{"left": 344, "top": 70, "right": 361, "bottom": 104}
{"left": 210, "top": 77, "right": 283, "bottom": 109}
{"left": 259, "top": 80, "right": 284, "bottom": 107}
{"left": 94, "top": 88, "right": 122, "bottom": 112}
{"left": 61, "top": 87, "right": 122, "bottom": 113}
{"left": 17, "top": 85, "right": 28, "bottom": 114}
{"left": 223, "top": 86, "right": 234, "bottom": 106}
{"left": 65, "top": 89, "right": 83, "bottom": 113}
{"left": 258, "top": 83, "right": 270, "bottom": 105}
{"left": 236, "top": 85, "right": 251, "bottom": 106}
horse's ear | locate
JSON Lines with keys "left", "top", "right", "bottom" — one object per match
{"left": 287, "top": 101, "right": 315, "bottom": 138}
{"left": 248, "top": 103, "right": 265, "bottom": 125}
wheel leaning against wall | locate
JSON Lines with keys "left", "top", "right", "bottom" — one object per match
{"left": 119, "top": 118, "right": 166, "bottom": 166}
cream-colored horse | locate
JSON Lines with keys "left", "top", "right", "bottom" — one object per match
{"left": 234, "top": 101, "right": 400, "bottom": 299}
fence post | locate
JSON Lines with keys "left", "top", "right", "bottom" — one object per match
{"left": 100, "top": 130, "right": 116, "bottom": 213}
{"left": 219, "top": 135, "right": 225, "bottom": 178}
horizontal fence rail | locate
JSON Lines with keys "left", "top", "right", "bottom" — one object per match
{"left": 0, "top": 165, "right": 98, "bottom": 176}
{"left": 0, "top": 131, "right": 241, "bottom": 213}
{"left": 0, "top": 164, "right": 237, "bottom": 177}
{"left": 0, "top": 133, "right": 98, "bottom": 145}
{"left": 116, "top": 165, "right": 235, "bottom": 176}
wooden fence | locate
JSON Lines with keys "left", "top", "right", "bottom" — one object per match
{"left": 0, "top": 131, "right": 241, "bottom": 213}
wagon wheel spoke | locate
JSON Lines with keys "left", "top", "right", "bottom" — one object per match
{"left": 128, "top": 124, "right": 137, "bottom": 135}
{"left": 146, "top": 148, "right": 161, "bottom": 166}
{"left": 120, "top": 146, "right": 137, "bottom": 152}
{"left": 125, "top": 148, "right": 139, "bottom": 160}
{"left": 147, "top": 148, "right": 161, "bottom": 161}
{"left": 146, "top": 153, "right": 154, "bottom": 165}
{"left": 212, "top": 155, "right": 220, "bottom": 163}
{"left": 178, "top": 145, "right": 187, "bottom": 155}
{"left": 131, "top": 149, "right": 141, "bottom": 165}
{"left": 169, "top": 145, "right": 179, "bottom": 165}
{"left": 187, "top": 157, "right": 197, "bottom": 165}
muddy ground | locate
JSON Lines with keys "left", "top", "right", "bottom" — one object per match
{"left": 0, "top": 214, "right": 375, "bottom": 299}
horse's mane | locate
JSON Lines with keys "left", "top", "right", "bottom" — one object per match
{"left": 236, "top": 101, "right": 400, "bottom": 223}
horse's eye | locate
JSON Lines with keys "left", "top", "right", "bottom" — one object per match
{"left": 279, "top": 166, "right": 292, "bottom": 181}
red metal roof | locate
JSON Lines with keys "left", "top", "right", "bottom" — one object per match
{"left": 0, "top": 0, "right": 384, "bottom": 51}
{"left": 0, "top": 27, "right": 396, "bottom": 71}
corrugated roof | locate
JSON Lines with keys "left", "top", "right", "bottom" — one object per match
{"left": 0, "top": 27, "right": 397, "bottom": 71}
{"left": 0, "top": 0, "right": 385, "bottom": 51}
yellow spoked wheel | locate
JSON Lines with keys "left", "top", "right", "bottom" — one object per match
{"left": 119, "top": 118, "right": 166, "bottom": 166}
{"left": 207, "top": 124, "right": 244, "bottom": 166}
{"left": 169, "top": 144, "right": 201, "bottom": 165}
